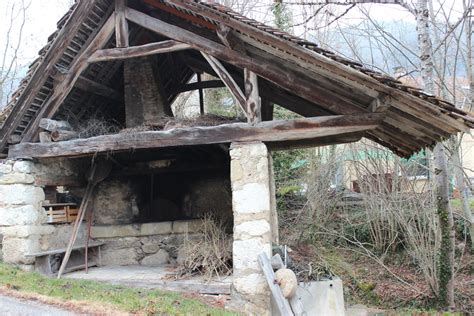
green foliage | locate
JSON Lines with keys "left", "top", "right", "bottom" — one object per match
{"left": 205, "top": 87, "right": 244, "bottom": 118}
{"left": 271, "top": 1, "right": 292, "bottom": 32}
{"left": 0, "top": 263, "right": 237, "bottom": 315}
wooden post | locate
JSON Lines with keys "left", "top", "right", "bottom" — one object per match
{"left": 197, "top": 73, "right": 205, "bottom": 115}
{"left": 115, "top": 0, "right": 129, "bottom": 48}
{"left": 244, "top": 68, "right": 261, "bottom": 124}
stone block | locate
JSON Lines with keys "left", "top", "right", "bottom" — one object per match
{"left": 2, "top": 237, "right": 40, "bottom": 264}
{"left": 142, "top": 243, "right": 161, "bottom": 254}
{"left": 100, "top": 247, "right": 139, "bottom": 266}
{"left": 233, "top": 239, "right": 271, "bottom": 272}
{"left": 1, "top": 225, "right": 55, "bottom": 238}
{"left": 0, "top": 173, "right": 35, "bottom": 185}
{"left": 140, "top": 249, "right": 170, "bottom": 266}
{"left": 172, "top": 220, "right": 202, "bottom": 234}
{"left": 0, "top": 184, "right": 44, "bottom": 206}
{"left": 0, "top": 164, "right": 12, "bottom": 174}
{"left": 234, "top": 220, "right": 271, "bottom": 241}
{"left": 141, "top": 222, "right": 172, "bottom": 235}
{"left": 233, "top": 273, "right": 269, "bottom": 296}
{"left": 13, "top": 161, "right": 35, "bottom": 174}
{"left": 0, "top": 205, "right": 46, "bottom": 226}
{"left": 233, "top": 183, "right": 271, "bottom": 214}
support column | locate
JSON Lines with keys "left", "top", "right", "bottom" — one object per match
{"left": 230, "top": 141, "right": 275, "bottom": 315}
{"left": 0, "top": 160, "right": 49, "bottom": 268}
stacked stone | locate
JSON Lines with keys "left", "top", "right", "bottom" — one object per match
{"left": 0, "top": 160, "right": 49, "bottom": 268}
{"left": 230, "top": 142, "right": 274, "bottom": 315}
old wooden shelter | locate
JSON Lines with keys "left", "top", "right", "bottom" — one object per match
{"left": 0, "top": 0, "right": 473, "bottom": 314}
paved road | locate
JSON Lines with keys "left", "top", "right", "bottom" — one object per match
{"left": 0, "top": 295, "right": 75, "bottom": 316}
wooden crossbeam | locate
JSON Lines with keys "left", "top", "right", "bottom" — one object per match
{"left": 8, "top": 114, "right": 384, "bottom": 159}
{"left": 200, "top": 52, "right": 247, "bottom": 114}
{"left": 88, "top": 40, "right": 191, "bottom": 63}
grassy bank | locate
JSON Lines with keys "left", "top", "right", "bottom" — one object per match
{"left": 0, "top": 263, "right": 237, "bottom": 315}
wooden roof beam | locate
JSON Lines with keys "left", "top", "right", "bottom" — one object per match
{"left": 88, "top": 40, "right": 191, "bottom": 63}
{"left": 9, "top": 113, "right": 385, "bottom": 160}
{"left": 201, "top": 52, "right": 247, "bottom": 115}
{"left": 75, "top": 76, "right": 122, "bottom": 101}
{"left": 115, "top": 0, "right": 129, "bottom": 48}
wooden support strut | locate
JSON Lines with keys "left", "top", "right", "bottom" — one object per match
{"left": 115, "top": 0, "right": 129, "bottom": 48}
{"left": 244, "top": 68, "right": 261, "bottom": 124}
{"left": 200, "top": 52, "right": 247, "bottom": 115}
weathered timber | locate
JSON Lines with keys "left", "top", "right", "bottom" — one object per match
{"left": 125, "top": 8, "right": 363, "bottom": 116}
{"left": 39, "top": 119, "right": 72, "bottom": 132}
{"left": 176, "top": 79, "right": 224, "bottom": 93}
{"left": 39, "top": 132, "right": 52, "bottom": 143}
{"left": 75, "top": 76, "right": 122, "bottom": 101}
{"left": 197, "top": 73, "right": 205, "bottom": 114}
{"left": 51, "top": 130, "right": 78, "bottom": 142}
{"left": 88, "top": 40, "right": 191, "bottom": 63}
{"left": 8, "top": 114, "right": 384, "bottom": 159}
{"left": 22, "top": 15, "right": 116, "bottom": 142}
{"left": 200, "top": 52, "right": 247, "bottom": 113}
{"left": 261, "top": 99, "right": 274, "bottom": 121}
{"left": 115, "top": 0, "right": 129, "bottom": 48}
{"left": 0, "top": 1, "right": 112, "bottom": 150}
{"left": 244, "top": 68, "right": 261, "bottom": 124}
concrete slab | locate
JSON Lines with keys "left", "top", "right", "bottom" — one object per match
{"left": 65, "top": 265, "right": 232, "bottom": 295}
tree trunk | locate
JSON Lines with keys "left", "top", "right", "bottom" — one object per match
{"left": 416, "top": 0, "right": 455, "bottom": 309}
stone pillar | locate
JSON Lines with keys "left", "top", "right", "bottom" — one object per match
{"left": 230, "top": 142, "right": 276, "bottom": 315}
{"left": 0, "top": 160, "right": 50, "bottom": 267}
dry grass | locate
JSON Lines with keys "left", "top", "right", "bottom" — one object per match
{"left": 176, "top": 215, "right": 232, "bottom": 281}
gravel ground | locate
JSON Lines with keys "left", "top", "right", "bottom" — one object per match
{"left": 0, "top": 295, "right": 75, "bottom": 316}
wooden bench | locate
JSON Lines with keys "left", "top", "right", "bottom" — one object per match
{"left": 26, "top": 242, "right": 104, "bottom": 276}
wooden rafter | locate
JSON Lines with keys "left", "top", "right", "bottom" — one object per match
{"left": 9, "top": 114, "right": 385, "bottom": 159}
{"left": 88, "top": 40, "right": 191, "bottom": 63}
{"left": 22, "top": 15, "right": 116, "bottom": 142}
{"left": 200, "top": 52, "right": 247, "bottom": 114}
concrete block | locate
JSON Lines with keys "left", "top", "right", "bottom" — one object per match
{"left": 296, "top": 278, "right": 345, "bottom": 316}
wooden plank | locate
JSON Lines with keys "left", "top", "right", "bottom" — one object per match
{"left": 88, "top": 40, "right": 191, "bottom": 63}
{"left": 22, "top": 15, "right": 116, "bottom": 142}
{"left": 26, "top": 242, "right": 104, "bottom": 257}
{"left": 258, "top": 252, "right": 294, "bottom": 316}
{"left": 244, "top": 68, "right": 261, "bottom": 124}
{"left": 115, "top": 0, "right": 129, "bottom": 48}
{"left": 200, "top": 52, "right": 247, "bottom": 114}
{"left": 8, "top": 114, "right": 384, "bottom": 159}
{"left": 0, "top": 1, "right": 112, "bottom": 151}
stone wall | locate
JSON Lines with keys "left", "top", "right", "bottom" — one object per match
{"left": 229, "top": 142, "right": 276, "bottom": 315}
{"left": 0, "top": 159, "right": 86, "bottom": 268}
{"left": 91, "top": 220, "right": 202, "bottom": 266}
